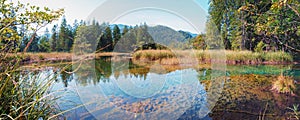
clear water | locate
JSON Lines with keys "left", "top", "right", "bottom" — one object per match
{"left": 33, "top": 59, "right": 300, "bottom": 120}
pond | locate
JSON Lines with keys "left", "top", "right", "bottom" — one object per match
{"left": 30, "top": 58, "right": 300, "bottom": 120}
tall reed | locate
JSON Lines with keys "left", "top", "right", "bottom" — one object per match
{"left": 0, "top": 47, "right": 62, "bottom": 119}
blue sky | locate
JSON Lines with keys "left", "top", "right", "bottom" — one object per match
{"left": 14, "top": 0, "right": 210, "bottom": 33}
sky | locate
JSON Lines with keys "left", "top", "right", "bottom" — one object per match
{"left": 13, "top": 0, "right": 210, "bottom": 33}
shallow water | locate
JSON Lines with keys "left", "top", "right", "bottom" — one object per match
{"left": 33, "top": 59, "right": 300, "bottom": 120}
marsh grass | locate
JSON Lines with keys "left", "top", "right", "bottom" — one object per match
{"left": 0, "top": 48, "right": 75, "bottom": 119}
{"left": 132, "top": 50, "right": 293, "bottom": 65}
{"left": 133, "top": 50, "right": 176, "bottom": 61}
{"left": 14, "top": 52, "right": 123, "bottom": 64}
{"left": 0, "top": 62, "right": 66, "bottom": 119}
{"left": 0, "top": 72, "right": 56, "bottom": 119}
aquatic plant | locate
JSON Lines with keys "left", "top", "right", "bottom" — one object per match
{"left": 271, "top": 73, "right": 296, "bottom": 95}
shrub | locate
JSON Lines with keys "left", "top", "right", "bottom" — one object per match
{"left": 254, "top": 41, "right": 265, "bottom": 53}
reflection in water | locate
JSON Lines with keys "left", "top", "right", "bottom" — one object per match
{"left": 30, "top": 59, "right": 300, "bottom": 119}
{"left": 74, "top": 57, "right": 210, "bottom": 119}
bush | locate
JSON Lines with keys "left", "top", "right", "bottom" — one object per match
{"left": 254, "top": 41, "right": 265, "bottom": 53}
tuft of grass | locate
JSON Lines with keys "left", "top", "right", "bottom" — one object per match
{"left": 133, "top": 50, "right": 176, "bottom": 61}
{"left": 1, "top": 51, "right": 70, "bottom": 119}
{"left": 271, "top": 73, "right": 296, "bottom": 94}
{"left": 0, "top": 60, "right": 62, "bottom": 119}
{"left": 194, "top": 50, "right": 210, "bottom": 61}
{"left": 288, "top": 104, "right": 300, "bottom": 120}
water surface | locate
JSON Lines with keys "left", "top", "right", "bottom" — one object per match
{"left": 32, "top": 59, "right": 300, "bottom": 119}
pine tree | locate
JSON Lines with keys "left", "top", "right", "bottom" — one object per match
{"left": 122, "top": 25, "right": 129, "bottom": 35}
{"left": 58, "top": 16, "right": 68, "bottom": 52}
{"left": 99, "top": 27, "right": 113, "bottom": 52}
{"left": 50, "top": 25, "right": 58, "bottom": 52}
{"left": 38, "top": 36, "right": 50, "bottom": 52}
{"left": 112, "top": 25, "right": 121, "bottom": 47}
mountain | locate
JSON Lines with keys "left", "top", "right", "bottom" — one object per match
{"left": 147, "top": 25, "right": 187, "bottom": 46}
{"left": 112, "top": 24, "right": 200, "bottom": 51}
{"left": 178, "top": 30, "right": 197, "bottom": 38}
{"left": 110, "top": 24, "right": 197, "bottom": 38}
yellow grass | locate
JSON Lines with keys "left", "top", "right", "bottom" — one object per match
{"left": 132, "top": 50, "right": 293, "bottom": 65}
{"left": 271, "top": 74, "right": 296, "bottom": 94}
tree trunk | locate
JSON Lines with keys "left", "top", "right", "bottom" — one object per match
{"left": 23, "top": 33, "right": 37, "bottom": 53}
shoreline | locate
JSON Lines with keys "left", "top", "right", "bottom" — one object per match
{"left": 132, "top": 50, "right": 297, "bottom": 65}
{"left": 15, "top": 51, "right": 298, "bottom": 65}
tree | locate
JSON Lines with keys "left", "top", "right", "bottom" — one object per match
{"left": 205, "top": 17, "right": 222, "bottom": 49}
{"left": 44, "top": 28, "right": 50, "bottom": 39}
{"left": 113, "top": 25, "right": 121, "bottom": 47}
{"left": 66, "top": 24, "right": 74, "bottom": 52}
{"left": 207, "top": 0, "right": 300, "bottom": 55}
{"left": 191, "top": 34, "right": 206, "bottom": 50}
{"left": 72, "top": 19, "right": 79, "bottom": 37}
{"left": 98, "top": 26, "right": 113, "bottom": 52}
{"left": 74, "top": 24, "right": 102, "bottom": 54}
{"left": 255, "top": 0, "right": 300, "bottom": 53}
{"left": 38, "top": 36, "right": 50, "bottom": 52}
{"left": 122, "top": 25, "right": 129, "bottom": 35}
{"left": 58, "top": 16, "right": 67, "bottom": 52}
{"left": 50, "top": 25, "right": 58, "bottom": 51}
{"left": 0, "top": 0, "right": 63, "bottom": 119}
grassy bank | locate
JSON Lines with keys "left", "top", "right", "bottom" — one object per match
{"left": 15, "top": 50, "right": 294, "bottom": 65}
{"left": 14, "top": 52, "right": 128, "bottom": 64}
{"left": 132, "top": 50, "right": 294, "bottom": 65}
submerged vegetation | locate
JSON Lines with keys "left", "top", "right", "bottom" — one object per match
{"left": 0, "top": 0, "right": 299, "bottom": 119}
{"left": 205, "top": 73, "right": 299, "bottom": 119}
